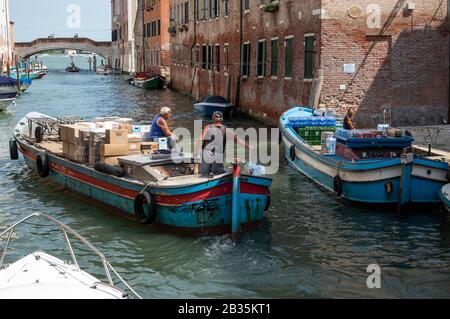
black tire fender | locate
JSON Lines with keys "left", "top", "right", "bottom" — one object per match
{"left": 9, "top": 139, "right": 19, "bottom": 160}
{"left": 333, "top": 175, "right": 343, "bottom": 196}
{"left": 36, "top": 153, "right": 50, "bottom": 178}
{"left": 289, "top": 145, "right": 296, "bottom": 161}
{"left": 35, "top": 126, "right": 43, "bottom": 143}
{"left": 134, "top": 192, "right": 157, "bottom": 224}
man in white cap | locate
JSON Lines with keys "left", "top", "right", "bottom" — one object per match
{"left": 149, "top": 107, "right": 179, "bottom": 152}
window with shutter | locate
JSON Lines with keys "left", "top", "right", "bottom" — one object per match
{"left": 241, "top": 43, "right": 251, "bottom": 77}
{"left": 304, "top": 35, "right": 315, "bottom": 79}
{"left": 271, "top": 39, "right": 278, "bottom": 77}
{"left": 257, "top": 40, "right": 266, "bottom": 77}
{"left": 285, "top": 37, "right": 293, "bottom": 78}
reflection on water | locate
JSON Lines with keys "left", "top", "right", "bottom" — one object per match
{"left": 0, "top": 55, "right": 449, "bottom": 298}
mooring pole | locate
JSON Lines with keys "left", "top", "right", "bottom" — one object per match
{"left": 15, "top": 58, "right": 20, "bottom": 92}
{"left": 231, "top": 158, "right": 241, "bottom": 242}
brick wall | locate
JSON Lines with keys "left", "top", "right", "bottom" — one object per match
{"left": 168, "top": 0, "right": 322, "bottom": 123}
{"left": 167, "top": 0, "right": 449, "bottom": 126}
{"left": 320, "top": 0, "right": 449, "bottom": 126}
{"left": 143, "top": 0, "right": 171, "bottom": 78}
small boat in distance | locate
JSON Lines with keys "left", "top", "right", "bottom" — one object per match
{"left": 0, "top": 213, "right": 142, "bottom": 299}
{"left": 134, "top": 75, "right": 166, "bottom": 89}
{"left": 66, "top": 64, "right": 80, "bottom": 73}
{"left": 96, "top": 65, "right": 113, "bottom": 75}
{"left": 66, "top": 56, "right": 80, "bottom": 73}
{"left": 194, "top": 95, "right": 234, "bottom": 117}
{"left": 280, "top": 106, "right": 449, "bottom": 209}
{"left": 440, "top": 184, "right": 450, "bottom": 212}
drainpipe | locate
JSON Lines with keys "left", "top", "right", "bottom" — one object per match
{"left": 189, "top": 0, "right": 198, "bottom": 99}
{"left": 142, "top": 0, "right": 146, "bottom": 72}
{"left": 235, "top": 0, "right": 243, "bottom": 112}
{"left": 5, "top": 0, "right": 11, "bottom": 74}
{"left": 448, "top": 0, "right": 450, "bottom": 123}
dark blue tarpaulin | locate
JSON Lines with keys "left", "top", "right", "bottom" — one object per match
{"left": 0, "top": 76, "right": 17, "bottom": 86}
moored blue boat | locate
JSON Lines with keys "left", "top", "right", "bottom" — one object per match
{"left": 440, "top": 184, "right": 450, "bottom": 212}
{"left": 0, "top": 77, "right": 18, "bottom": 112}
{"left": 12, "top": 112, "right": 272, "bottom": 236}
{"left": 280, "top": 106, "right": 450, "bottom": 208}
{"left": 194, "top": 96, "right": 234, "bottom": 117}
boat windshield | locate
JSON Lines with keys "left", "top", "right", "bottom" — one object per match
{"left": 202, "top": 96, "right": 229, "bottom": 104}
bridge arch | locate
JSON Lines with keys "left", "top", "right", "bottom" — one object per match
{"left": 15, "top": 37, "right": 112, "bottom": 61}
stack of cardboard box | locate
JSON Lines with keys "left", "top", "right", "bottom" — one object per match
{"left": 100, "top": 129, "right": 143, "bottom": 166}
{"left": 60, "top": 123, "right": 96, "bottom": 163}
{"left": 59, "top": 118, "right": 162, "bottom": 167}
{"left": 88, "top": 130, "right": 106, "bottom": 165}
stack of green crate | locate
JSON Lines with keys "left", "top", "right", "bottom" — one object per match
{"left": 296, "top": 127, "right": 336, "bottom": 145}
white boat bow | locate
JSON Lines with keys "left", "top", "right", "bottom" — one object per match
{"left": 0, "top": 213, "right": 142, "bottom": 299}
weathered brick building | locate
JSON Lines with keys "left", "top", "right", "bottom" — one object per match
{"left": 138, "top": 0, "right": 171, "bottom": 77}
{"left": 168, "top": 0, "right": 449, "bottom": 126}
{"left": 0, "top": 0, "right": 14, "bottom": 73}
{"left": 111, "top": 0, "right": 138, "bottom": 73}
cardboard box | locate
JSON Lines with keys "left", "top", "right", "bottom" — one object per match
{"left": 93, "top": 116, "right": 120, "bottom": 123}
{"left": 89, "top": 132, "right": 105, "bottom": 165}
{"left": 59, "top": 124, "right": 78, "bottom": 143}
{"left": 106, "top": 129, "right": 129, "bottom": 144}
{"left": 141, "top": 142, "right": 159, "bottom": 151}
{"left": 101, "top": 144, "right": 129, "bottom": 156}
{"left": 119, "top": 124, "right": 133, "bottom": 134}
{"left": 117, "top": 118, "right": 133, "bottom": 125}
{"left": 63, "top": 142, "right": 70, "bottom": 155}
{"left": 129, "top": 142, "right": 141, "bottom": 153}
{"left": 142, "top": 149, "right": 154, "bottom": 155}
{"left": 100, "top": 156, "right": 120, "bottom": 166}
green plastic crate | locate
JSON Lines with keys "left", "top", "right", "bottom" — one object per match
{"left": 296, "top": 127, "right": 336, "bottom": 146}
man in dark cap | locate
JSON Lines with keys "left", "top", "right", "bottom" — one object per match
{"left": 195, "top": 111, "right": 251, "bottom": 176}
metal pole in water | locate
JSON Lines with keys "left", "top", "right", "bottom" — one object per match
{"left": 15, "top": 58, "right": 20, "bottom": 92}
{"left": 231, "top": 159, "right": 241, "bottom": 242}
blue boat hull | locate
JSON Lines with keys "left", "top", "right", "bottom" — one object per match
{"left": 280, "top": 107, "right": 449, "bottom": 206}
{"left": 0, "top": 92, "right": 17, "bottom": 99}
{"left": 18, "top": 140, "right": 271, "bottom": 235}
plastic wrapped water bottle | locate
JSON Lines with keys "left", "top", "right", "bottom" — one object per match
{"left": 326, "top": 136, "right": 336, "bottom": 155}
{"left": 244, "top": 162, "right": 266, "bottom": 176}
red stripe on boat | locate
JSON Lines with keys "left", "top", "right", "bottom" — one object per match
{"left": 49, "top": 162, "right": 139, "bottom": 199}
{"left": 20, "top": 145, "right": 269, "bottom": 205}
{"left": 155, "top": 182, "right": 269, "bottom": 205}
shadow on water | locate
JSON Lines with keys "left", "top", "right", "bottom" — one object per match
{"left": 0, "top": 55, "right": 449, "bottom": 298}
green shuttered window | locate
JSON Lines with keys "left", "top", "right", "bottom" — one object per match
{"left": 270, "top": 39, "right": 278, "bottom": 77}
{"left": 304, "top": 35, "right": 315, "bottom": 79}
{"left": 285, "top": 37, "right": 293, "bottom": 78}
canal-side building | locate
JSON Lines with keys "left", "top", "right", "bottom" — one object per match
{"left": 111, "top": 0, "right": 138, "bottom": 73}
{"left": 138, "top": 0, "right": 171, "bottom": 78}
{"left": 0, "top": 0, "right": 14, "bottom": 73}
{"left": 168, "top": 0, "right": 449, "bottom": 126}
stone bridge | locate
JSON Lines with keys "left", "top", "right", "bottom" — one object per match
{"left": 15, "top": 37, "right": 112, "bottom": 61}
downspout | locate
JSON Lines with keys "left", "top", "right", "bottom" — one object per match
{"left": 142, "top": 0, "right": 146, "bottom": 72}
{"left": 236, "top": 0, "right": 243, "bottom": 111}
{"left": 189, "top": 0, "right": 198, "bottom": 99}
{"left": 448, "top": 0, "right": 450, "bottom": 122}
{"left": 5, "top": 0, "right": 11, "bottom": 74}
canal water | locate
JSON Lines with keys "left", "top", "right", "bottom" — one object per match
{"left": 1, "top": 55, "right": 450, "bottom": 298}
